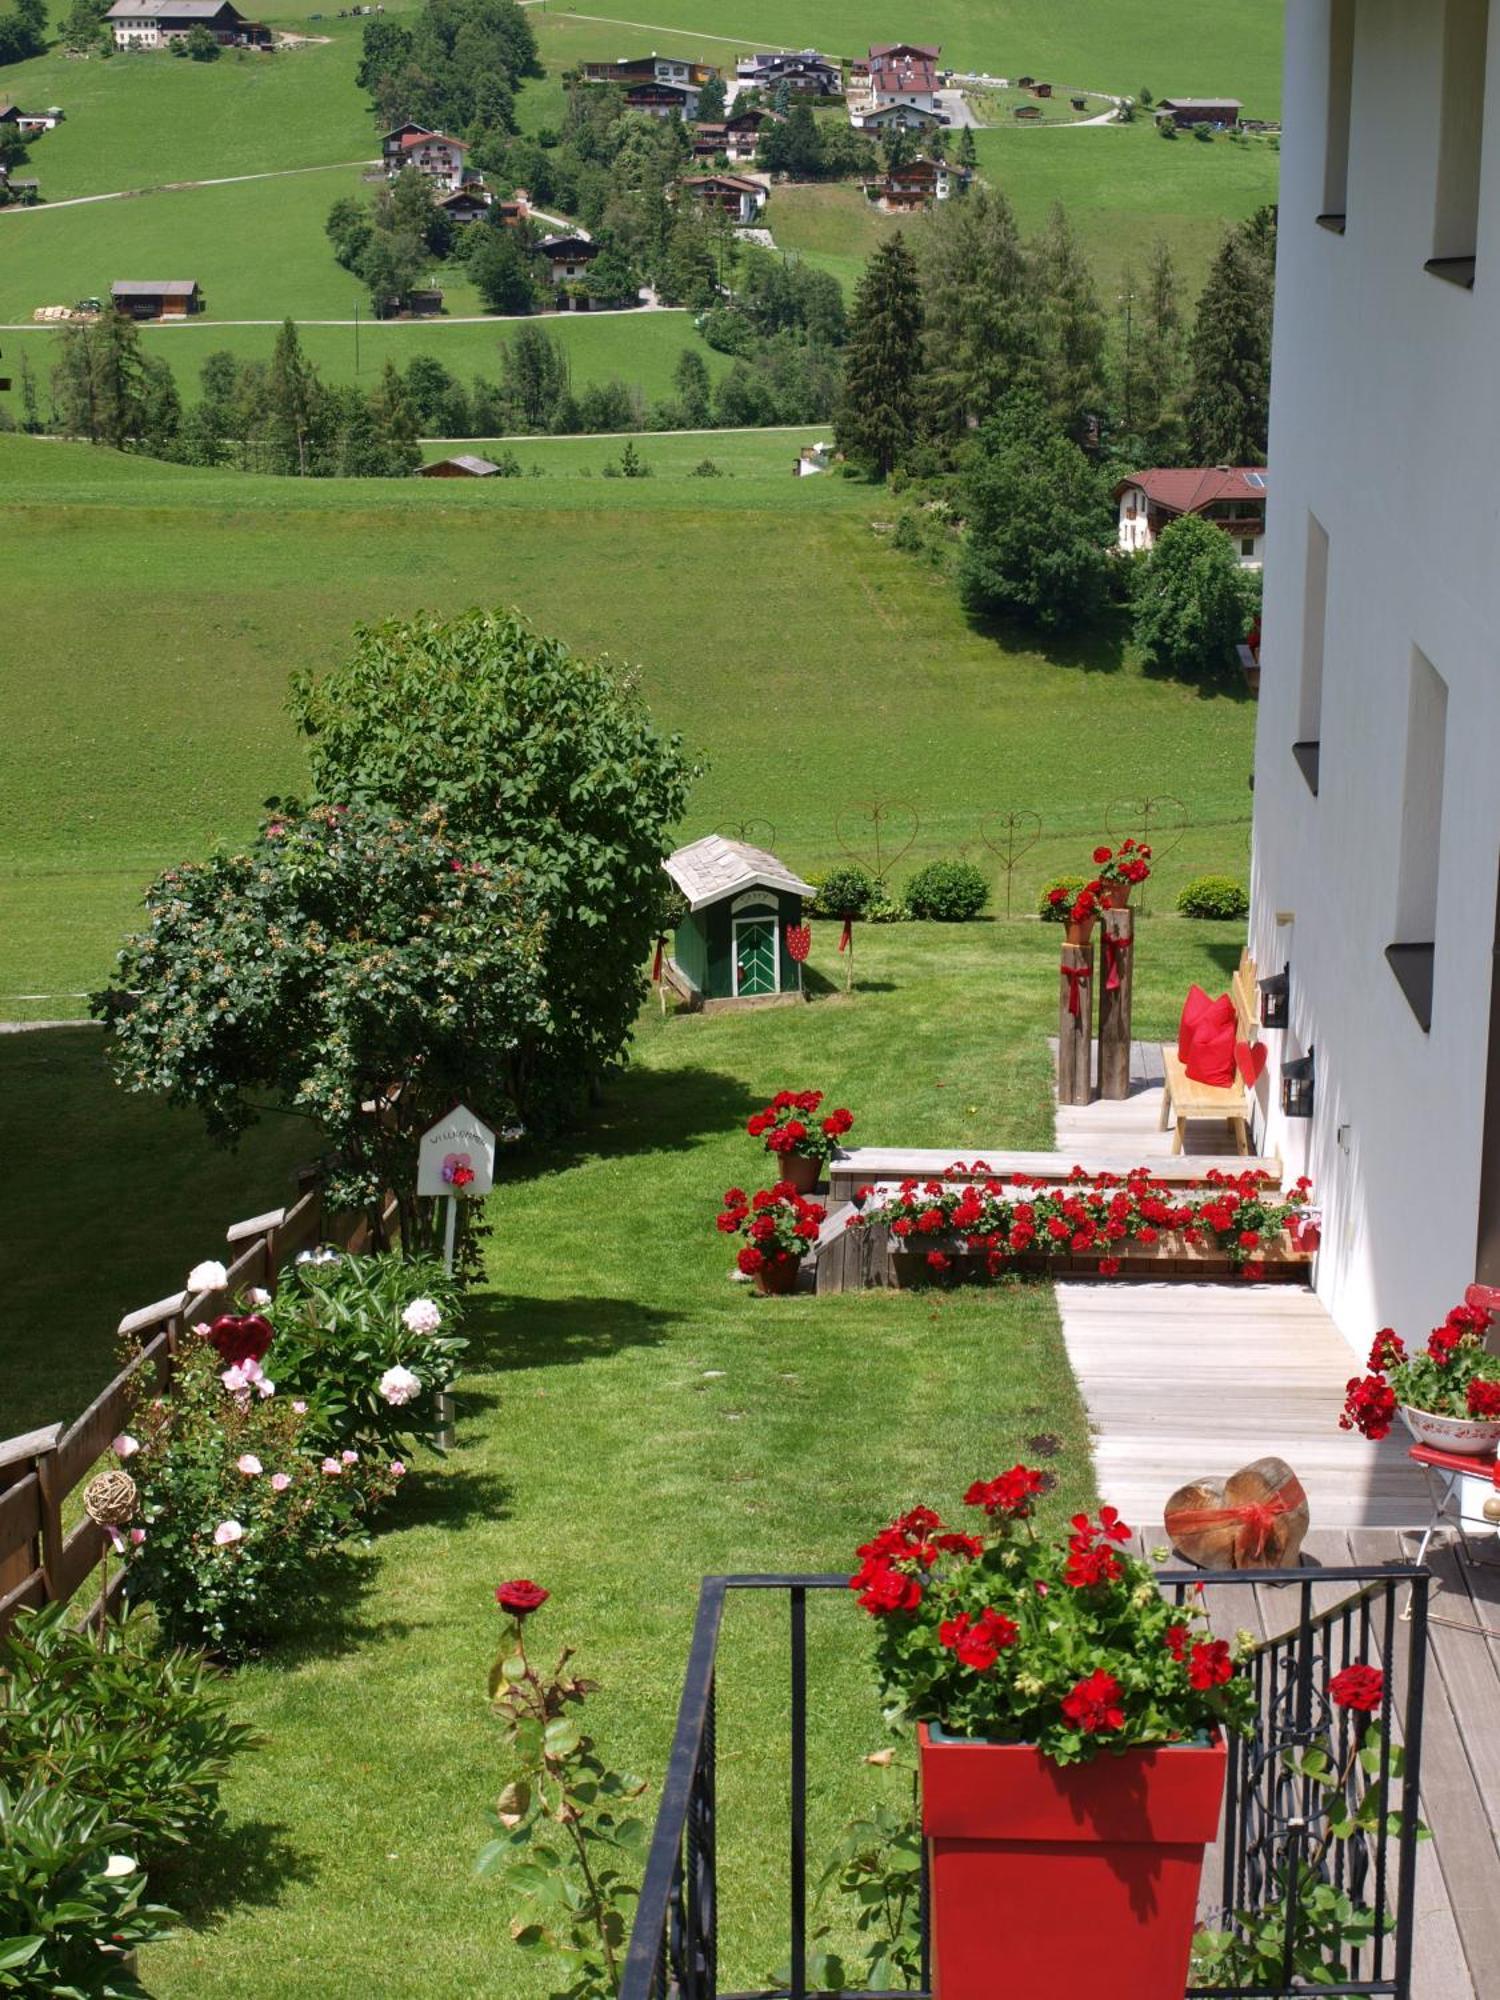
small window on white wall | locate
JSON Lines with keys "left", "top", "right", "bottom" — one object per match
{"left": 1320, "top": 0, "right": 1355, "bottom": 228}
{"left": 1293, "top": 514, "right": 1329, "bottom": 795}
{"left": 1430, "top": 0, "right": 1489, "bottom": 284}
{"left": 1387, "top": 649, "right": 1449, "bottom": 1031}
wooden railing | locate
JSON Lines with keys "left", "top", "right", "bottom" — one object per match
{"left": 0, "top": 1178, "right": 397, "bottom": 1636}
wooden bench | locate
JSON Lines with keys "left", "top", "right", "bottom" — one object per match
{"left": 1158, "top": 949, "right": 1259, "bottom": 1156}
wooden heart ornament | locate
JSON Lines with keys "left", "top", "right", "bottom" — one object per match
{"left": 1164, "top": 1456, "right": 1309, "bottom": 1569}
{"left": 1235, "top": 1039, "right": 1269, "bottom": 1088}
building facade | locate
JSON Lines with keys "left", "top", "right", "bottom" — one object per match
{"left": 1250, "top": 0, "right": 1500, "bottom": 1347}
{"left": 1114, "top": 467, "right": 1268, "bottom": 567}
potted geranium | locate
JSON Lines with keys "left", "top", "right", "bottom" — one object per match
{"left": 1092, "top": 838, "right": 1153, "bottom": 908}
{"left": 745, "top": 1089, "right": 854, "bottom": 1195}
{"left": 852, "top": 1472, "right": 1252, "bottom": 1999}
{"left": 1045, "top": 880, "right": 1104, "bottom": 945}
{"left": 715, "top": 1182, "right": 825, "bottom": 1294}
{"left": 1339, "top": 1300, "right": 1500, "bottom": 1455}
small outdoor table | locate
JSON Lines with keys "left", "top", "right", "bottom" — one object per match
{"left": 1407, "top": 1443, "right": 1500, "bottom": 1566}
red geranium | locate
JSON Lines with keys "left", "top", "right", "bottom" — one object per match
{"left": 495, "top": 1578, "right": 549, "bottom": 1617}
{"left": 1329, "top": 1663, "right": 1384, "bottom": 1713}
{"left": 1061, "top": 1669, "right": 1125, "bottom": 1735}
{"left": 1467, "top": 1378, "right": 1500, "bottom": 1417}
{"left": 1187, "top": 1638, "right": 1234, "bottom": 1690}
{"left": 938, "top": 1607, "right": 1020, "bottom": 1672}
{"left": 747, "top": 1088, "right": 853, "bottom": 1166}
{"left": 964, "top": 1464, "right": 1047, "bottom": 1518}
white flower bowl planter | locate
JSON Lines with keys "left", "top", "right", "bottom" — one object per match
{"left": 1399, "top": 1404, "right": 1500, "bottom": 1457}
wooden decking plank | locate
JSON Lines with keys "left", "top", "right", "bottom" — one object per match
{"left": 1346, "top": 1528, "right": 1495, "bottom": 1995}
{"left": 1416, "top": 1541, "right": 1500, "bottom": 1840}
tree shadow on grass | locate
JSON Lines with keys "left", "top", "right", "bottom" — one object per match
{"left": 263, "top": 1546, "right": 416, "bottom": 1666}
{"left": 504, "top": 1064, "right": 761, "bottom": 1186}
{"left": 384, "top": 1461, "right": 515, "bottom": 1534}
{"left": 1140, "top": 655, "right": 1255, "bottom": 704}
{"left": 964, "top": 604, "right": 1129, "bottom": 675}
{"left": 155, "top": 1813, "right": 318, "bottom": 1929}
{"left": 1199, "top": 937, "right": 1249, "bottom": 981}
{"left": 460, "top": 1292, "right": 686, "bottom": 1374}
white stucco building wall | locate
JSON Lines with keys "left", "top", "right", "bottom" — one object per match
{"left": 1252, "top": 0, "right": 1500, "bottom": 1352}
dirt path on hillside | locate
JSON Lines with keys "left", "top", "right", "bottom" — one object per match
{"left": 0, "top": 158, "right": 378, "bottom": 217}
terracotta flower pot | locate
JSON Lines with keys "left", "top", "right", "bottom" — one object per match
{"left": 1100, "top": 882, "right": 1131, "bottom": 909}
{"left": 776, "top": 1152, "right": 821, "bottom": 1196}
{"left": 1063, "top": 918, "right": 1097, "bottom": 947}
{"left": 1399, "top": 1403, "right": 1500, "bottom": 1456}
{"left": 919, "top": 1723, "right": 1226, "bottom": 2000}
{"left": 754, "top": 1255, "right": 803, "bottom": 1296}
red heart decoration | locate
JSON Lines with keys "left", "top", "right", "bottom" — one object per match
{"left": 785, "top": 924, "right": 811, "bottom": 963}
{"left": 1235, "top": 1039, "right": 1268, "bottom": 1088}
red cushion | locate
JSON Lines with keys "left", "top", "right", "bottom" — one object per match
{"left": 1183, "top": 994, "right": 1237, "bottom": 1087}
{"left": 1176, "top": 985, "right": 1212, "bottom": 1064}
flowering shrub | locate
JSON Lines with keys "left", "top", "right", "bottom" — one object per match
{"left": 716, "top": 1182, "right": 827, "bottom": 1278}
{"left": 477, "top": 1583, "right": 648, "bottom": 1998}
{"left": 122, "top": 1342, "right": 399, "bottom": 1656}
{"left": 254, "top": 1251, "right": 465, "bottom": 1458}
{"left": 745, "top": 1089, "right": 854, "bottom": 1167}
{"left": 1338, "top": 1302, "right": 1500, "bottom": 1438}
{"left": 0, "top": 1604, "right": 254, "bottom": 1863}
{"left": 851, "top": 1475, "right": 1255, "bottom": 1765}
{"left": 1091, "top": 839, "right": 1152, "bottom": 893}
{"left": 862, "top": 1165, "right": 1314, "bottom": 1281}
{"left": 1045, "top": 880, "right": 1104, "bottom": 928}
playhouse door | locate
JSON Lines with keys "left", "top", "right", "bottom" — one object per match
{"left": 734, "top": 919, "right": 776, "bottom": 996}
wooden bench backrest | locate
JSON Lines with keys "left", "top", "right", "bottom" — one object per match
{"left": 1231, "top": 948, "right": 1258, "bottom": 1040}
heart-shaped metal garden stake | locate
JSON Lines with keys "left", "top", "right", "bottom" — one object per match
{"left": 716, "top": 817, "right": 778, "bottom": 852}
{"left": 834, "top": 798, "right": 920, "bottom": 884}
{"left": 980, "top": 809, "right": 1042, "bottom": 917}
{"left": 1103, "top": 795, "right": 1189, "bottom": 912}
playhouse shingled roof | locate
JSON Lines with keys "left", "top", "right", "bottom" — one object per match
{"left": 664, "top": 836, "right": 815, "bottom": 913}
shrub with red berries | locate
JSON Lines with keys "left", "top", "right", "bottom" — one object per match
{"left": 851, "top": 1476, "right": 1255, "bottom": 1765}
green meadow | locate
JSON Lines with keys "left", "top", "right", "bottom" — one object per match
{"left": 0, "top": 433, "right": 1254, "bottom": 1019}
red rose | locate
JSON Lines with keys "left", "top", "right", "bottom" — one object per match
{"left": 495, "top": 1578, "right": 548, "bottom": 1616}
{"left": 1098, "top": 1256, "right": 1121, "bottom": 1277}
{"left": 1061, "top": 1669, "right": 1124, "bottom": 1734}
{"left": 205, "top": 1313, "right": 275, "bottom": 1369}
{"left": 1329, "top": 1663, "right": 1384, "bottom": 1712}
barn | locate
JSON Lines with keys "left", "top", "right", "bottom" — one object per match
{"left": 111, "top": 280, "right": 201, "bottom": 319}
{"left": 663, "top": 835, "right": 814, "bottom": 1009}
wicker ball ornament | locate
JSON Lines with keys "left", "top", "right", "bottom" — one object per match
{"left": 84, "top": 1468, "right": 139, "bottom": 1529}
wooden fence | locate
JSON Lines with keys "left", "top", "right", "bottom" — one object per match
{"left": 0, "top": 1177, "right": 397, "bottom": 1637}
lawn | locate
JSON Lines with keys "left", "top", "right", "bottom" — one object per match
{"left": 0, "top": 433, "right": 1254, "bottom": 1021}
{"left": 1, "top": 914, "right": 1243, "bottom": 1996}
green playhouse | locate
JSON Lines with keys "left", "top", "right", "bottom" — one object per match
{"left": 663, "top": 835, "right": 815, "bottom": 1010}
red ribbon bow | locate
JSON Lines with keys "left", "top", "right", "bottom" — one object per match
{"left": 838, "top": 918, "right": 852, "bottom": 954}
{"left": 1104, "top": 931, "right": 1131, "bottom": 992}
{"left": 1060, "top": 963, "right": 1091, "bottom": 1016}
{"left": 1165, "top": 1472, "right": 1308, "bottom": 1564}
{"left": 651, "top": 937, "right": 665, "bottom": 984}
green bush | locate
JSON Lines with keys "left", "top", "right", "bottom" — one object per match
{"left": 0, "top": 1605, "right": 253, "bottom": 1863}
{"left": 1038, "top": 875, "right": 1087, "bottom": 922}
{"left": 258, "top": 1251, "right": 465, "bottom": 1460}
{"left": 865, "top": 887, "right": 910, "bottom": 924}
{"left": 123, "top": 1342, "right": 399, "bottom": 1657}
{"left": 0, "top": 1781, "right": 176, "bottom": 1997}
{"left": 811, "top": 864, "right": 877, "bottom": 919}
{"left": 1177, "top": 875, "right": 1249, "bottom": 920}
{"left": 905, "top": 860, "right": 989, "bottom": 922}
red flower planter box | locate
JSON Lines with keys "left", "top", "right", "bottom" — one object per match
{"left": 918, "top": 1723, "right": 1226, "bottom": 2000}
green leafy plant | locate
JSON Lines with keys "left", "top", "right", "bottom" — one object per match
{"left": 853, "top": 1470, "right": 1256, "bottom": 1765}
{"left": 256, "top": 1251, "right": 465, "bottom": 1458}
{"left": 1177, "top": 874, "right": 1249, "bottom": 919}
{"left": 1038, "top": 875, "right": 1087, "bottom": 921}
{"left": 123, "top": 1340, "right": 399, "bottom": 1656}
{"left": 0, "top": 1782, "right": 176, "bottom": 1998}
{"left": 1340, "top": 1303, "right": 1500, "bottom": 1438}
{"left": 1132, "top": 512, "right": 1257, "bottom": 678}
{"left": 0, "top": 1605, "right": 253, "bottom": 1862}
{"left": 905, "top": 860, "right": 989, "bottom": 922}
{"left": 811, "top": 865, "right": 877, "bottom": 919}
{"left": 804, "top": 1753, "right": 923, "bottom": 1991}
{"left": 477, "top": 1583, "right": 649, "bottom": 1999}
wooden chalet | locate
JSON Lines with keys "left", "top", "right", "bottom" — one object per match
{"left": 536, "top": 233, "right": 598, "bottom": 285}
{"left": 691, "top": 106, "right": 779, "bottom": 161}
{"left": 1157, "top": 96, "right": 1242, "bottom": 129}
{"left": 105, "top": 0, "right": 268, "bottom": 47}
{"left": 680, "top": 172, "right": 766, "bottom": 223}
{"left": 111, "top": 279, "right": 201, "bottom": 319}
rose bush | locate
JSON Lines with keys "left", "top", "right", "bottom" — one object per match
{"left": 745, "top": 1089, "right": 854, "bottom": 1168}
{"left": 852, "top": 1473, "right": 1255, "bottom": 1764}
{"left": 1338, "top": 1301, "right": 1500, "bottom": 1439}
{"left": 716, "top": 1183, "right": 827, "bottom": 1281}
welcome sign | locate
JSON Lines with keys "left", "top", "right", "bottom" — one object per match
{"left": 416, "top": 1103, "right": 497, "bottom": 1199}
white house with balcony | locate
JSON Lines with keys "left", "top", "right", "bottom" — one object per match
{"left": 1248, "top": 0, "right": 1500, "bottom": 1349}
{"left": 1114, "top": 467, "right": 1269, "bottom": 567}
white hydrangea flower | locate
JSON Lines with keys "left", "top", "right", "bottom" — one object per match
{"left": 378, "top": 1364, "right": 422, "bottom": 1406}
{"left": 402, "top": 1297, "right": 442, "bottom": 1334}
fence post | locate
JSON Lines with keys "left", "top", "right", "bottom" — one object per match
{"left": 1057, "top": 938, "right": 1095, "bottom": 1107}
{"left": 1097, "top": 905, "right": 1135, "bottom": 1101}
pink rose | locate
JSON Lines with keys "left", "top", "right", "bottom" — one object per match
{"left": 321, "top": 1457, "right": 341, "bottom": 1476}
{"left": 270, "top": 1472, "right": 291, "bottom": 1493}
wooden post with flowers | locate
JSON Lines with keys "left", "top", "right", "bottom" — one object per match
{"left": 1057, "top": 937, "right": 1095, "bottom": 1106}
{"left": 1097, "top": 905, "right": 1135, "bottom": 1101}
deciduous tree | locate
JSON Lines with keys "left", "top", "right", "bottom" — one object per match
{"left": 1131, "top": 512, "right": 1253, "bottom": 677}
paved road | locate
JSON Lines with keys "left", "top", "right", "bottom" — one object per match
{"left": 0, "top": 302, "right": 684, "bottom": 329}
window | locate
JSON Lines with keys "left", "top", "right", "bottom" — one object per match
{"left": 1319, "top": 0, "right": 1355, "bottom": 229}
{"left": 1386, "top": 650, "right": 1448, "bottom": 1028}
{"left": 1293, "top": 514, "right": 1329, "bottom": 794}
{"left": 1429, "top": 0, "right": 1489, "bottom": 285}
{"left": 1241, "top": 537, "right": 1256, "bottom": 557}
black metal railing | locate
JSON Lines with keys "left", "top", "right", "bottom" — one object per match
{"left": 620, "top": 1565, "right": 1430, "bottom": 2000}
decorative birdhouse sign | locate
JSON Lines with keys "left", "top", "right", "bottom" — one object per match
{"left": 417, "top": 1103, "right": 497, "bottom": 1199}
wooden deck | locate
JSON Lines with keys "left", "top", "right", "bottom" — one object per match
{"left": 1056, "top": 1045, "right": 1500, "bottom": 1997}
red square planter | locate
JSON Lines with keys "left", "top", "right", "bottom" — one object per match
{"left": 919, "top": 1723, "right": 1226, "bottom": 2000}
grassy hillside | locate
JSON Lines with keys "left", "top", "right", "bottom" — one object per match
{"left": 0, "top": 432, "right": 1254, "bottom": 1019}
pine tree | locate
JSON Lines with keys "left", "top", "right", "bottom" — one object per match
{"left": 1031, "top": 203, "right": 1108, "bottom": 445}
{"left": 672, "top": 347, "right": 711, "bottom": 427}
{"left": 1115, "top": 238, "right": 1187, "bottom": 460}
{"left": 1184, "top": 209, "right": 1275, "bottom": 465}
{"left": 835, "top": 233, "right": 925, "bottom": 477}
{"left": 265, "top": 318, "right": 325, "bottom": 475}
{"left": 918, "top": 185, "right": 1038, "bottom": 438}
{"left": 371, "top": 359, "right": 421, "bottom": 472}
{"left": 957, "top": 124, "right": 977, "bottom": 170}
{"left": 695, "top": 75, "right": 725, "bottom": 122}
